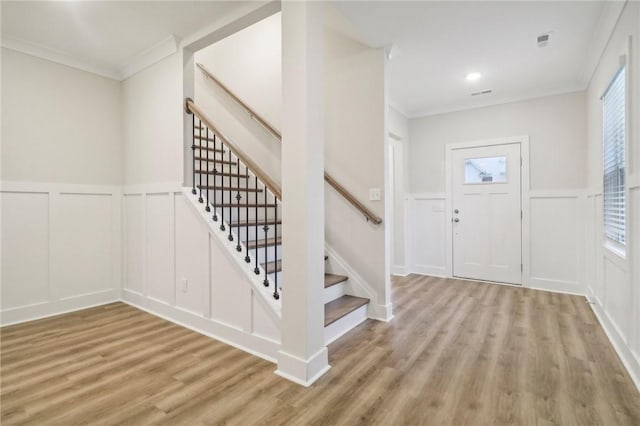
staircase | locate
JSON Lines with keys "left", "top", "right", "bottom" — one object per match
{"left": 186, "top": 99, "right": 370, "bottom": 344}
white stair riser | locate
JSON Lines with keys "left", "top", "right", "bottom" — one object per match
{"left": 235, "top": 225, "right": 279, "bottom": 242}
{"left": 267, "top": 271, "right": 283, "bottom": 286}
{"left": 324, "top": 304, "right": 368, "bottom": 345}
{"left": 324, "top": 282, "right": 346, "bottom": 304}
{"left": 250, "top": 244, "right": 282, "bottom": 264}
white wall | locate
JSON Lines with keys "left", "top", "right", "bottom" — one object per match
{"left": 407, "top": 91, "right": 588, "bottom": 294}
{"left": 409, "top": 91, "right": 587, "bottom": 193}
{"left": 324, "top": 4, "right": 391, "bottom": 319}
{"left": 584, "top": 0, "right": 640, "bottom": 389}
{"left": 1, "top": 49, "right": 123, "bottom": 324}
{"left": 0, "top": 182, "right": 121, "bottom": 324}
{"left": 121, "top": 53, "right": 183, "bottom": 185}
{"left": 1, "top": 48, "right": 122, "bottom": 184}
{"left": 194, "top": 13, "right": 282, "bottom": 186}
{"left": 121, "top": 184, "right": 280, "bottom": 360}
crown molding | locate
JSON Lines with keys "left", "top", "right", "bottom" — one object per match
{"left": 119, "top": 34, "right": 179, "bottom": 80}
{"left": 1, "top": 36, "right": 122, "bottom": 80}
{"left": 580, "top": 0, "right": 627, "bottom": 88}
{"left": 2, "top": 33, "right": 180, "bottom": 81}
{"left": 408, "top": 86, "right": 586, "bottom": 119}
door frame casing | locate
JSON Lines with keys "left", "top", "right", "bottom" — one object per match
{"left": 445, "top": 135, "right": 531, "bottom": 286}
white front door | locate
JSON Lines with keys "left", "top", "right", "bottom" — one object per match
{"left": 452, "top": 143, "right": 522, "bottom": 284}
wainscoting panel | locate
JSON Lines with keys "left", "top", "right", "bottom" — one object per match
{"left": 145, "top": 193, "right": 174, "bottom": 305}
{"left": 586, "top": 183, "right": 640, "bottom": 391}
{"left": 121, "top": 185, "right": 280, "bottom": 362}
{"left": 407, "top": 191, "right": 586, "bottom": 294}
{"left": 529, "top": 192, "right": 584, "bottom": 294}
{"left": 410, "top": 194, "right": 446, "bottom": 276}
{"left": 54, "top": 193, "right": 113, "bottom": 299}
{"left": 174, "top": 194, "right": 208, "bottom": 315}
{"left": 123, "top": 194, "right": 144, "bottom": 295}
{"left": 0, "top": 182, "right": 120, "bottom": 325}
{"left": 1, "top": 191, "right": 50, "bottom": 309}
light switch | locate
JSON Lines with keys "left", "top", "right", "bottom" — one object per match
{"left": 369, "top": 188, "right": 381, "bottom": 201}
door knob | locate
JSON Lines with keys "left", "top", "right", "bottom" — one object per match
{"left": 454, "top": 209, "right": 459, "bottom": 214}
{"left": 454, "top": 218, "right": 460, "bottom": 223}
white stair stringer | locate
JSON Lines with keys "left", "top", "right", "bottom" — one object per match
{"left": 182, "top": 187, "right": 282, "bottom": 325}
{"left": 324, "top": 243, "right": 393, "bottom": 322}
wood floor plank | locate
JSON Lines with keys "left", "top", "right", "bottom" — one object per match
{"left": 2, "top": 275, "right": 640, "bottom": 425}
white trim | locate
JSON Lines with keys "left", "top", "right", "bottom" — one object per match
{"left": 324, "top": 304, "right": 368, "bottom": 345}
{"left": 581, "top": 0, "right": 627, "bottom": 88}
{"left": 122, "top": 297, "right": 279, "bottom": 364}
{"left": 274, "top": 347, "right": 330, "bottom": 387}
{"left": 1, "top": 291, "right": 119, "bottom": 326}
{"left": 528, "top": 277, "right": 583, "bottom": 296}
{"left": 120, "top": 35, "right": 178, "bottom": 80}
{"left": 2, "top": 34, "right": 180, "bottom": 82}
{"left": 389, "top": 101, "right": 410, "bottom": 119}
{"left": 409, "top": 88, "right": 586, "bottom": 119}
{"left": 324, "top": 244, "right": 392, "bottom": 322}
{"left": 391, "top": 264, "right": 410, "bottom": 276}
{"left": 180, "top": 188, "right": 282, "bottom": 322}
{"left": 444, "top": 135, "right": 530, "bottom": 286}
{"left": 588, "top": 296, "right": 640, "bottom": 392}
{"left": 1, "top": 36, "right": 122, "bottom": 80}
{"left": 413, "top": 265, "right": 447, "bottom": 277}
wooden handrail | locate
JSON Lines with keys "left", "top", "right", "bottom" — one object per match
{"left": 193, "top": 65, "right": 383, "bottom": 225}
{"left": 185, "top": 98, "right": 282, "bottom": 200}
{"left": 196, "top": 63, "right": 282, "bottom": 140}
{"left": 324, "top": 172, "right": 383, "bottom": 225}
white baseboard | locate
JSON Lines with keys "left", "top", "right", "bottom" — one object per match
{"left": 0, "top": 289, "right": 119, "bottom": 326}
{"left": 392, "top": 264, "right": 410, "bottom": 276}
{"left": 275, "top": 347, "right": 330, "bottom": 387}
{"left": 122, "top": 290, "right": 279, "bottom": 363}
{"left": 588, "top": 298, "right": 640, "bottom": 392}
{"left": 528, "top": 277, "right": 585, "bottom": 296}
{"left": 413, "top": 264, "right": 446, "bottom": 277}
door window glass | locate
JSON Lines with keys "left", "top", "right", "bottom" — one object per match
{"left": 464, "top": 156, "right": 507, "bottom": 184}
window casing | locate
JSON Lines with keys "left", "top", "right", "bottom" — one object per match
{"left": 602, "top": 66, "right": 626, "bottom": 250}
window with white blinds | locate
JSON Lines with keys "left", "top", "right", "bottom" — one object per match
{"left": 602, "top": 66, "right": 626, "bottom": 246}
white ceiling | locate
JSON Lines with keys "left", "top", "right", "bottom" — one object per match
{"left": 1, "top": 1, "right": 624, "bottom": 117}
{"left": 1, "top": 1, "right": 251, "bottom": 79}
{"left": 334, "top": 1, "right": 624, "bottom": 117}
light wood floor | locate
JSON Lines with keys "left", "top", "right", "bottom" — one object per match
{"left": 2, "top": 275, "right": 640, "bottom": 425}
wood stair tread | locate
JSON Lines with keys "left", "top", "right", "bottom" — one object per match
{"left": 262, "top": 259, "right": 282, "bottom": 274}
{"left": 197, "top": 185, "right": 263, "bottom": 193}
{"left": 193, "top": 135, "right": 221, "bottom": 143}
{"left": 231, "top": 219, "right": 282, "bottom": 228}
{"left": 324, "top": 273, "right": 348, "bottom": 288}
{"left": 195, "top": 170, "right": 248, "bottom": 178}
{"left": 194, "top": 157, "right": 236, "bottom": 165}
{"left": 194, "top": 147, "right": 225, "bottom": 154}
{"left": 324, "top": 295, "right": 369, "bottom": 327}
{"left": 215, "top": 203, "right": 277, "bottom": 208}
{"left": 246, "top": 236, "right": 282, "bottom": 250}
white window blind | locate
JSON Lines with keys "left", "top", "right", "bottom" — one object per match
{"left": 602, "top": 66, "right": 626, "bottom": 245}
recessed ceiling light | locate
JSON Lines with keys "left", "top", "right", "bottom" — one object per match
{"left": 466, "top": 72, "right": 482, "bottom": 81}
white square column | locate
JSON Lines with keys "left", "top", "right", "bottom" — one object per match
{"left": 276, "top": 1, "right": 329, "bottom": 386}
